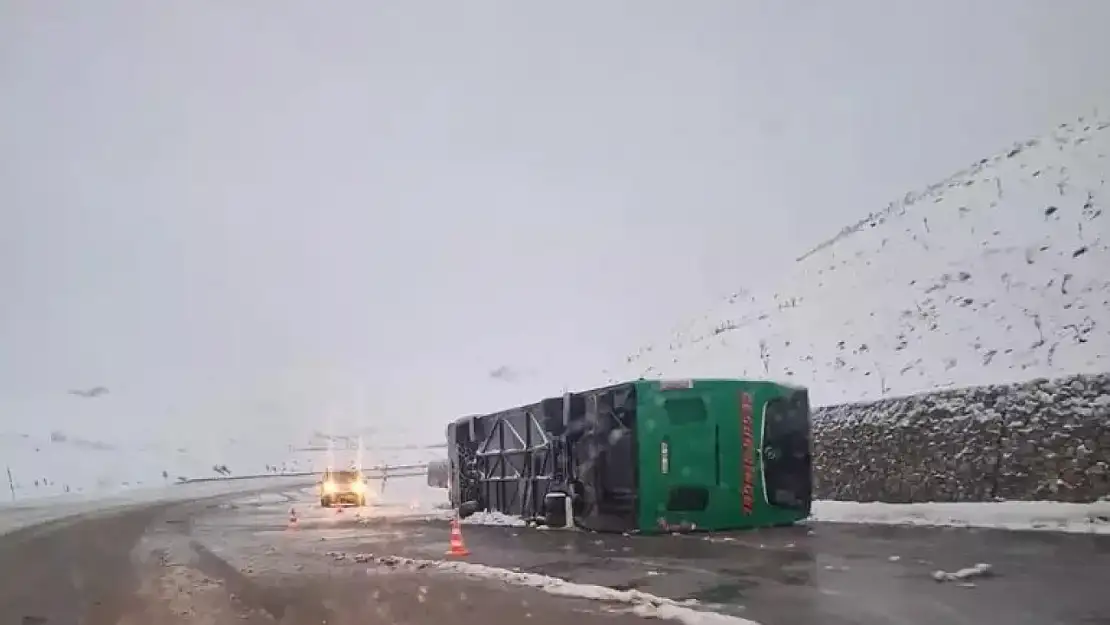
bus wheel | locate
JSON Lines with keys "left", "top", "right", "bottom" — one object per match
{"left": 458, "top": 500, "right": 479, "bottom": 519}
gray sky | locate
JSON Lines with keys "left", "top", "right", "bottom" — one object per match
{"left": 2, "top": 1, "right": 1108, "bottom": 447}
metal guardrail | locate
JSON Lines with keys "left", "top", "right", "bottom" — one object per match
{"left": 175, "top": 472, "right": 315, "bottom": 484}
{"left": 291, "top": 443, "right": 446, "bottom": 452}
{"left": 175, "top": 464, "right": 431, "bottom": 485}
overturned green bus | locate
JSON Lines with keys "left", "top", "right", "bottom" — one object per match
{"left": 445, "top": 378, "right": 812, "bottom": 534}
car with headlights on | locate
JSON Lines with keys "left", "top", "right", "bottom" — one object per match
{"left": 317, "top": 468, "right": 367, "bottom": 507}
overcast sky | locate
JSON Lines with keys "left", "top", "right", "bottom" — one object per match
{"left": 2, "top": 1, "right": 1108, "bottom": 448}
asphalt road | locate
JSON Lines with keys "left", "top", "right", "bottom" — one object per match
{"left": 0, "top": 488, "right": 660, "bottom": 625}
{"left": 2, "top": 484, "right": 1109, "bottom": 625}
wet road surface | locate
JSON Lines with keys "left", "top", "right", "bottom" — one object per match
{"left": 3, "top": 483, "right": 1109, "bottom": 625}
{"left": 401, "top": 520, "right": 1110, "bottom": 625}
{"left": 201, "top": 487, "right": 1110, "bottom": 625}
{"left": 0, "top": 488, "right": 666, "bottom": 625}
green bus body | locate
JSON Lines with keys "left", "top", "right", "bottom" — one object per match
{"left": 446, "top": 378, "right": 812, "bottom": 534}
{"left": 635, "top": 379, "right": 811, "bottom": 533}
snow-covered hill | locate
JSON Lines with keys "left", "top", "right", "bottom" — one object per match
{"left": 608, "top": 112, "right": 1109, "bottom": 405}
{"left": 0, "top": 430, "right": 312, "bottom": 501}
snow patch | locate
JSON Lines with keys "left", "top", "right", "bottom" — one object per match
{"left": 811, "top": 500, "right": 1110, "bottom": 534}
{"left": 330, "top": 551, "right": 761, "bottom": 625}
{"left": 932, "top": 562, "right": 993, "bottom": 582}
{"left": 240, "top": 491, "right": 295, "bottom": 505}
{"left": 231, "top": 480, "right": 451, "bottom": 530}
{"left": 460, "top": 510, "right": 528, "bottom": 527}
{"left": 0, "top": 475, "right": 314, "bottom": 536}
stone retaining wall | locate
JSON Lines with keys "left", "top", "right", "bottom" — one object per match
{"left": 812, "top": 373, "right": 1110, "bottom": 502}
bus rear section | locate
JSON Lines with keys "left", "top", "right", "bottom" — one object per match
{"left": 761, "top": 388, "right": 813, "bottom": 516}
{"left": 634, "top": 379, "right": 812, "bottom": 533}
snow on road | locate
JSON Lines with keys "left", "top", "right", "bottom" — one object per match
{"left": 811, "top": 499, "right": 1110, "bottom": 534}
{"left": 0, "top": 475, "right": 315, "bottom": 536}
{"left": 430, "top": 559, "right": 763, "bottom": 625}
{"left": 323, "top": 551, "right": 763, "bottom": 625}
{"left": 457, "top": 499, "right": 1110, "bottom": 535}
{"left": 194, "top": 482, "right": 1110, "bottom": 625}
{"left": 244, "top": 479, "right": 451, "bottom": 528}
{"left": 460, "top": 510, "right": 529, "bottom": 527}
{"left": 931, "top": 562, "right": 994, "bottom": 583}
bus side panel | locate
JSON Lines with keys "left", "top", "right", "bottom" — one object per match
{"left": 635, "top": 380, "right": 810, "bottom": 533}
{"left": 633, "top": 380, "right": 743, "bottom": 533}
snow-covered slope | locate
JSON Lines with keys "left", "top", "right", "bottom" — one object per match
{"left": 0, "top": 426, "right": 439, "bottom": 503}
{"left": 610, "top": 112, "right": 1109, "bottom": 405}
{"left": 0, "top": 430, "right": 314, "bottom": 501}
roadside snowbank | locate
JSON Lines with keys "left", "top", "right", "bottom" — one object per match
{"left": 448, "top": 500, "right": 1110, "bottom": 535}
{"left": 329, "top": 551, "right": 760, "bottom": 625}
{"left": 811, "top": 500, "right": 1110, "bottom": 534}
{"left": 460, "top": 510, "right": 528, "bottom": 527}
{"left": 438, "top": 561, "right": 759, "bottom": 625}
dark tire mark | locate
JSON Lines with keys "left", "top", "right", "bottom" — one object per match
{"left": 188, "top": 539, "right": 333, "bottom": 623}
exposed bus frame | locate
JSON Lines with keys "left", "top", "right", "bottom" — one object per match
{"left": 447, "top": 379, "right": 811, "bottom": 533}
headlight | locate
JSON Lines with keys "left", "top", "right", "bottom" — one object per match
{"left": 351, "top": 480, "right": 365, "bottom": 492}
{"left": 323, "top": 481, "right": 337, "bottom": 493}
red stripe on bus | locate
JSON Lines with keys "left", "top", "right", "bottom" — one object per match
{"left": 740, "top": 392, "right": 755, "bottom": 515}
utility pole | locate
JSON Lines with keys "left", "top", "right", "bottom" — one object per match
{"left": 7, "top": 466, "right": 15, "bottom": 501}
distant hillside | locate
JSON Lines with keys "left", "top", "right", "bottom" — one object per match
{"left": 0, "top": 427, "right": 440, "bottom": 503}
{"left": 607, "top": 112, "right": 1109, "bottom": 405}
{"left": 0, "top": 430, "right": 308, "bottom": 501}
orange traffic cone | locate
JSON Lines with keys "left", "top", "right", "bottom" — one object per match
{"left": 446, "top": 517, "right": 470, "bottom": 557}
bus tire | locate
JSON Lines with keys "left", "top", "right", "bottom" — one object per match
{"left": 458, "top": 500, "right": 479, "bottom": 519}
